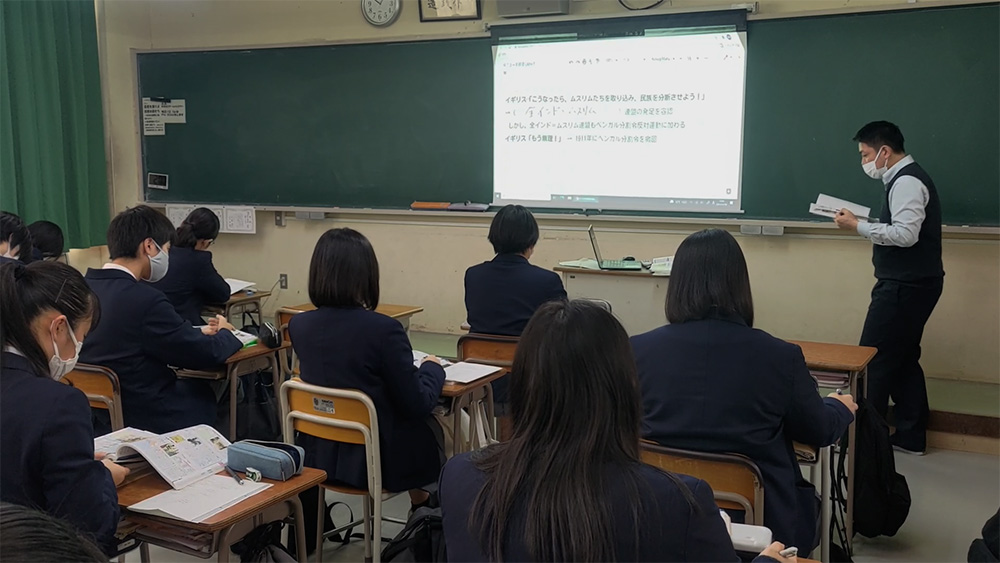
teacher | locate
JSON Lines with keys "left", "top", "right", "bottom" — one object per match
{"left": 834, "top": 120, "right": 944, "bottom": 455}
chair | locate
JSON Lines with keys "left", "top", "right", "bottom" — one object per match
{"left": 63, "top": 364, "right": 124, "bottom": 431}
{"left": 280, "top": 378, "right": 404, "bottom": 563}
{"left": 639, "top": 441, "right": 765, "bottom": 526}
{"left": 456, "top": 333, "right": 519, "bottom": 441}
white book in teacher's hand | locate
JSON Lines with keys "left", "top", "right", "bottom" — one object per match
{"left": 94, "top": 425, "right": 230, "bottom": 490}
{"left": 809, "top": 193, "right": 872, "bottom": 220}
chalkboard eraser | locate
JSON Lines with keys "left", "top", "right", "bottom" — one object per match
{"left": 410, "top": 201, "right": 451, "bottom": 210}
{"left": 448, "top": 202, "right": 489, "bottom": 212}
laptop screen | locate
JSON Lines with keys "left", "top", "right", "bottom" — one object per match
{"left": 588, "top": 225, "right": 604, "bottom": 264}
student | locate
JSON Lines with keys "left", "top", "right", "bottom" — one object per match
{"left": 0, "top": 261, "right": 128, "bottom": 555}
{"left": 27, "top": 220, "right": 65, "bottom": 262}
{"left": 79, "top": 205, "right": 243, "bottom": 434}
{"left": 290, "top": 228, "right": 445, "bottom": 507}
{"left": 150, "top": 208, "right": 231, "bottom": 325}
{"left": 440, "top": 300, "right": 794, "bottom": 562}
{"left": 0, "top": 503, "right": 110, "bottom": 563}
{"left": 464, "top": 204, "right": 566, "bottom": 412}
{"left": 631, "top": 228, "right": 857, "bottom": 554}
{"left": 0, "top": 211, "right": 32, "bottom": 264}
{"left": 833, "top": 121, "right": 943, "bottom": 455}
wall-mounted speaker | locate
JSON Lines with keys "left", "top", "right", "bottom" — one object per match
{"left": 496, "top": 0, "right": 570, "bottom": 18}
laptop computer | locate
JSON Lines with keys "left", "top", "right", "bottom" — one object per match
{"left": 588, "top": 225, "right": 643, "bottom": 271}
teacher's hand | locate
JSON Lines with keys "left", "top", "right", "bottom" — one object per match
{"left": 834, "top": 208, "right": 859, "bottom": 231}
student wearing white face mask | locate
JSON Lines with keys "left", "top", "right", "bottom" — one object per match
{"left": 80, "top": 206, "right": 243, "bottom": 435}
{"left": 0, "top": 260, "right": 128, "bottom": 555}
{"left": 833, "top": 121, "right": 944, "bottom": 455}
{"left": 0, "top": 211, "right": 33, "bottom": 264}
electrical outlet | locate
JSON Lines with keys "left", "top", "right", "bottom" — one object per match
{"left": 279, "top": 274, "right": 288, "bottom": 289}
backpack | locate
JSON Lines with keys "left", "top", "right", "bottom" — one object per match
{"left": 834, "top": 400, "right": 911, "bottom": 540}
{"left": 381, "top": 506, "right": 446, "bottom": 562}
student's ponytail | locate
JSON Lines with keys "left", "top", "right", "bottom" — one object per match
{"left": 0, "top": 262, "right": 101, "bottom": 376}
{"left": 175, "top": 208, "right": 221, "bottom": 249}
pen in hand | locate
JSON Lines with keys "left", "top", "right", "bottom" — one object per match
{"left": 225, "top": 466, "right": 244, "bottom": 485}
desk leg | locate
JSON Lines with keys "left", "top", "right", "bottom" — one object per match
{"left": 228, "top": 364, "right": 238, "bottom": 441}
{"left": 140, "top": 541, "right": 150, "bottom": 563}
{"left": 288, "top": 495, "right": 307, "bottom": 563}
{"left": 450, "top": 395, "right": 469, "bottom": 456}
{"left": 844, "top": 368, "right": 863, "bottom": 555}
{"left": 483, "top": 383, "right": 496, "bottom": 443}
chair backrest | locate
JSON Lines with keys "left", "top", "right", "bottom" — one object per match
{"left": 63, "top": 364, "right": 124, "bottom": 431}
{"left": 280, "top": 378, "right": 382, "bottom": 493}
{"left": 457, "top": 333, "right": 519, "bottom": 371}
{"left": 639, "top": 441, "right": 765, "bottom": 525}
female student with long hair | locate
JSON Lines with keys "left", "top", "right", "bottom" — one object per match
{"left": 150, "top": 207, "right": 231, "bottom": 325}
{"left": 632, "top": 228, "right": 857, "bottom": 554}
{"left": 440, "top": 299, "right": 794, "bottom": 562}
{"left": 0, "top": 261, "right": 129, "bottom": 554}
{"left": 290, "top": 228, "right": 446, "bottom": 551}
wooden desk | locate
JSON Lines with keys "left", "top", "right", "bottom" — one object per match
{"left": 119, "top": 467, "right": 326, "bottom": 562}
{"left": 441, "top": 368, "right": 506, "bottom": 454}
{"left": 791, "top": 340, "right": 877, "bottom": 559}
{"left": 554, "top": 266, "right": 669, "bottom": 335}
{"left": 178, "top": 342, "right": 292, "bottom": 441}
{"left": 204, "top": 291, "right": 272, "bottom": 325}
{"left": 277, "top": 303, "right": 424, "bottom": 333}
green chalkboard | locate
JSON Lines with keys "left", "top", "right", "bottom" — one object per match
{"left": 140, "top": 4, "right": 1000, "bottom": 225}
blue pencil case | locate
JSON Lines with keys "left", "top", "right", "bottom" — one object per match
{"left": 227, "top": 440, "right": 304, "bottom": 481}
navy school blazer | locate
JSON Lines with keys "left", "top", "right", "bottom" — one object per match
{"left": 0, "top": 352, "right": 120, "bottom": 554}
{"left": 149, "top": 247, "right": 231, "bottom": 326}
{"left": 440, "top": 451, "right": 779, "bottom": 562}
{"left": 464, "top": 253, "right": 567, "bottom": 337}
{"left": 289, "top": 307, "right": 446, "bottom": 492}
{"left": 631, "top": 315, "right": 855, "bottom": 553}
{"left": 80, "top": 268, "right": 243, "bottom": 434}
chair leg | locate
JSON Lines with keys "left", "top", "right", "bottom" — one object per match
{"left": 372, "top": 494, "right": 382, "bottom": 563}
{"left": 315, "top": 487, "right": 325, "bottom": 563}
{"left": 363, "top": 494, "right": 373, "bottom": 562}
{"left": 139, "top": 542, "right": 150, "bottom": 563}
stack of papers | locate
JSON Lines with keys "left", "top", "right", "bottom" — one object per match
{"left": 225, "top": 278, "right": 256, "bottom": 295}
{"left": 128, "top": 475, "right": 271, "bottom": 523}
{"left": 557, "top": 258, "right": 600, "bottom": 270}
{"left": 444, "top": 362, "right": 503, "bottom": 384}
{"left": 809, "top": 194, "right": 871, "bottom": 220}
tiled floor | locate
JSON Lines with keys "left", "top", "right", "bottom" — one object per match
{"left": 135, "top": 447, "right": 998, "bottom": 562}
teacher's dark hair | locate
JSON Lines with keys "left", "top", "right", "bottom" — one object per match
{"left": 488, "top": 205, "right": 539, "bottom": 255}
{"left": 853, "top": 120, "right": 905, "bottom": 154}
{"left": 0, "top": 261, "right": 102, "bottom": 377}
{"left": 470, "top": 299, "right": 695, "bottom": 561}
{"left": 666, "top": 228, "right": 754, "bottom": 327}
{"left": 0, "top": 502, "right": 108, "bottom": 562}
{"left": 175, "top": 208, "right": 220, "bottom": 248}
{"left": 308, "top": 228, "right": 380, "bottom": 310}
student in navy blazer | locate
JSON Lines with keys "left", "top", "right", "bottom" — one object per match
{"left": 0, "top": 261, "right": 129, "bottom": 555}
{"left": 150, "top": 208, "right": 231, "bottom": 325}
{"left": 464, "top": 205, "right": 566, "bottom": 411}
{"left": 440, "top": 300, "right": 794, "bottom": 563}
{"left": 631, "top": 229, "right": 857, "bottom": 554}
{"left": 0, "top": 211, "right": 32, "bottom": 264}
{"left": 79, "top": 206, "right": 243, "bottom": 435}
{"left": 27, "top": 220, "right": 65, "bottom": 262}
{"left": 291, "top": 228, "right": 445, "bottom": 507}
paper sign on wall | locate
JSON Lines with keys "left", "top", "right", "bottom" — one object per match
{"left": 223, "top": 207, "right": 256, "bottom": 234}
{"left": 142, "top": 97, "right": 186, "bottom": 135}
{"left": 165, "top": 205, "right": 195, "bottom": 228}
{"left": 160, "top": 100, "right": 186, "bottom": 123}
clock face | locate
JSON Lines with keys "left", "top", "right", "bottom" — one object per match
{"left": 362, "top": 0, "right": 401, "bottom": 26}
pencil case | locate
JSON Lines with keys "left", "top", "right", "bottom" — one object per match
{"left": 227, "top": 440, "right": 304, "bottom": 481}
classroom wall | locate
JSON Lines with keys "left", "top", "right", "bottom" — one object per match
{"left": 95, "top": 0, "right": 1000, "bottom": 385}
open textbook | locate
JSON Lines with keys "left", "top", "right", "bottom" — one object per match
{"left": 128, "top": 475, "right": 270, "bottom": 523}
{"left": 94, "top": 425, "right": 230, "bottom": 490}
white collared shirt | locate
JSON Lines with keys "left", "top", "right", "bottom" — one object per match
{"left": 856, "top": 154, "right": 929, "bottom": 248}
{"left": 102, "top": 262, "right": 138, "bottom": 280}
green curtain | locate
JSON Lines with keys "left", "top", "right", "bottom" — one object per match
{"left": 0, "top": 0, "right": 110, "bottom": 250}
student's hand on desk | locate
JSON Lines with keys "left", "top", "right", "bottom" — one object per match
{"left": 759, "top": 541, "right": 797, "bottom": 562}
{"left": 200, "top": 324, "right": 219, "bottom": 335}
{"left": 834, "top": 208, "right": 859, "bottom": 231}
{"left": 828, "top": 392, "right": 858, "bottom": 414}
{"left": 100, "top": 459, "right": 130, "bottom": 487}
{"left": 421, "top": 355, "right": 442, "bottom": 366}
{"left": 214, "top": 315, "right": 237, "bottom": 333}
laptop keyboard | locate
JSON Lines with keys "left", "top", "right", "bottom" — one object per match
{"left": 601, "top": 260, "right": 642, "bottom": 270}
